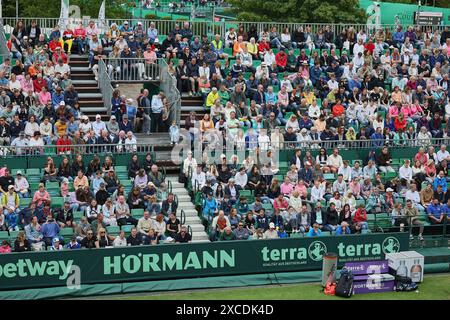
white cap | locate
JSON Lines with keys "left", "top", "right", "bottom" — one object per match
{"left": 137, "top": 21, "right": 142, "bottom": 25}
{"left": 59, "top": 101, "right": 65, "bottom": 106}
{"left": 269, "top": 222, "right": 275, "bottom": 229}
{"left": 386, "top": 188, "right": 394, "bottom": 192}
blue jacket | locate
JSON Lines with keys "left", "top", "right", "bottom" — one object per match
{"left": 393, "top": 31, "right": 404, "bottom": 43}
{"left": 433, "top": 176, "right": 447, "bottom": 192}
{"left": 52, "top": 92, "right": 65, "bottom": 108}
{"left": 335, "top": 226, "right": 351, "bottom": 235}
{"left": 202, "top": 197, "right": 217, "bottom": 216}
{"left": 5, "top": 212, "right": 18, "bottom": 229}
{"left": 427, "top": 203, "right": 443, "bottom": 219}
{"left": 41, "top": 221, "right": 60, "bottom": 238}
{"left": 307, "top": 228, "right": 322, "bottom": 236}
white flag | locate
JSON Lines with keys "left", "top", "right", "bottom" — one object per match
{"left": 98, "top": 0, "right": 106, "bottom": 30}
{"left": 59, "top": 0, "right": 70, "bottom": 30}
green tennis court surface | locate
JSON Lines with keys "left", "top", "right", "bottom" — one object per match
{"left": 115, "top": 274, "right": 449, "bottom": 300}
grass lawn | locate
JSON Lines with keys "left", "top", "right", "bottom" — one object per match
{"left": 120, "top": 274, "right": 450, "bottom": 300}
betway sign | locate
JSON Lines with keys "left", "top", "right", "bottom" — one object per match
{"left": 0, "top": 233, "right": 408, "bottom": 291}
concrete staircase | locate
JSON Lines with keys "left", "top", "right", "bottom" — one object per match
{"left": 166, "top": 175, "right": 210, "bottom": 243}
{"left": 69, "top": 54, "right": 108, "bottom": 121}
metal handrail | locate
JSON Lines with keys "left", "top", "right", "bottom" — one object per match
{"left": 98, "top": 58, "right": 113, "bottom": 116}
{"left": 180, "top": 208, "right": 186, "bottom": 225}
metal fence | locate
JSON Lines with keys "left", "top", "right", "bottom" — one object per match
{"left": 0, "top": 142, "right": 155, "bottom": 157}
{"left": 104, "top": 57, "right": 161, "bottom": 82}
{"left": 1, "top": 137, "right": 446, "bottom": 158}
{"left": 97, "top": 58, "right": 114, "bottom": 116}
{"left": 1, "top": 17, "right": 447, "bottom": 41}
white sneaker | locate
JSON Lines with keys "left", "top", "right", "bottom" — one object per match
{"left": 95, "top": 76, "right": 98, "bottom": 81}
{"left": 409, "top": 234, "right": 414, "bottom": 240}
{"left": 418, "top": 234, "right": 424, "bottom": 241}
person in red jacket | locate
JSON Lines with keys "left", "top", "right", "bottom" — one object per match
{"left": 33, "top": 74, "right": 48, "bottom": 93}
{"left": 275, "top": 50, "right": 287, "bottom": 72}
{"left": 364, "top": 38, "right": 375, "bottom": 55}
{"left": 49, "top": 35, "right": 63, "bottom": 53}
{"left": 394, "top": 112, "right": 407, "bottom": 132}
{"left": 52, "top": 47, "right": 68, "bottom": 64}
{"left": 56, "top": 133, "right": 72, "bottom": 154}
{"left": 352, "top": 204, "right": 368, "bottom": 232}
{"left": 74, "top": 22, "right": 87, "bottom": 54}
{"left": 258, "top": 38, "right": 270, "bottom": 59}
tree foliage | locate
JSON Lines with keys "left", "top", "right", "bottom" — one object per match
{"left": 227, "top": 0, "right": 367, "bottom": 23}
{"left": 2, "top": 0, "right": 130, "bottom": 19}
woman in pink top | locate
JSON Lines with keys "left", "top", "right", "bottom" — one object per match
{"left": 388, "top": 102, "right": 400, "bottom": 118}
{"left": 38, "top": 86, "right": 51, "bottom": 106}
{"left": 273, "top": 194, "right": 289, "bottom": 212}
{"left": 400, "top": 104, "right": 411, "bottom": 118}
{"left": 349, "top": 177, "right": 361, "bottom": 199}
{"left": 0, "top": 240, "right": 11, "bottom": 254}
{"left": 294, "top": 180, "right": 308, "bottom": 199}
{"left": 280, "top": 177, "right": 293, "bottom": 196}
{"left": 144, "top": 45, "right": 157, "bottom": 64}
{"left": 414, "top": 147, "right": 428, "bottom": 166}
{"left": 32, "top": 184, "right": 51, "bottom": 207}
{"left": 20, "top": 74, "right": 34, "bottom": 93}
{"left": 409, "top": 99, "right": 423, "bottom": 120}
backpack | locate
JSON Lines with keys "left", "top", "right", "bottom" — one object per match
{"left": 335, "top": 268, "right": 354, "bottom": 298}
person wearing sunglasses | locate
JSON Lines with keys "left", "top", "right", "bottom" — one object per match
{"left": 80, "top": 229, "right": 97, "bottom": 249}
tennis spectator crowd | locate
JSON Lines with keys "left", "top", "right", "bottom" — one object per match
{"left": 0, "top": 153, "right": 190, "bottom": 253}
{"left": 1, "top": 18, "right": 450, "bottom": 250}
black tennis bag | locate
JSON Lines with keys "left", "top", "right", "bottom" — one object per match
{"left": 335, "top": 268, "right": 354, "bottom": 298}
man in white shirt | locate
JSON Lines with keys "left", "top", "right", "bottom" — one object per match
{"left": 54, "top": 58, "right": 71, "bottom": 77}
{"left": 310, "top": 180, "right": 325, "bottom": 203}
{"left": 398, "top": 159, "right": 413, "bottom": 182}
{"left": 405, "top": 183, "right": 424, "bottom": 211}
{"left": 234, "top": 167, "right": 248, "bottom": 189}
{"left": 436, "top": 144, "right": 450, "bottom": 163}
{"left": 124, "top": 131, "right": 137, "bottom": 152}
{"left": 353, "top": 38, "right": 365, "bottom": 56}
{"left": 326, "top": 148, "right": 343, "bottom": 173}
{"left": 338, "top": 161, "right": 352, "bottom": 182}
{"left": 92, "top": 114, "right": 107, "bottom": 137}
{"left": 10, "top": 132, "right": 29, "bottom": 155}
{"left": 342, "top": 62, "right": 357, "bottom": 80}
{"left": 327, "top": 74, "right": 339, "bottom": 91}
{"left": 352, "top": 52, "right": 364, "bottom": 69}
{"left": 191, "top": 165, "right": 206, "bottom": 190}
{"left": 332, "top": 174, "right": 347, "bottom": 196}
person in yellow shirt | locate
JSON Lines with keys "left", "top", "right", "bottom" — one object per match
{"left": 54, "top": 117, "right": 68, "bottom": 138}
{"left": 247, "top": 37, "right": 259, "bottom": 60}
{"left": 206, "top": 87, "right": 219, "bottom": 109}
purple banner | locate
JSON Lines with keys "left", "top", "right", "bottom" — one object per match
{"left": 344, "top": 260, "right": 389, "bottom": 275}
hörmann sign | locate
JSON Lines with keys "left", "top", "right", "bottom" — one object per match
{"left": 0, "top": 233, "right": 408, "bottom": 290}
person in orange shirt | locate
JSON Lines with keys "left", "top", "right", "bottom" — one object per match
{"left": 332, "top": 99, "right": 345, "bottom": 117}
{"left": 233, "top": 36, "right": 246, "bottom": 57}
{"left": 27, "top": 61, "right": 40, "bottom": 78}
